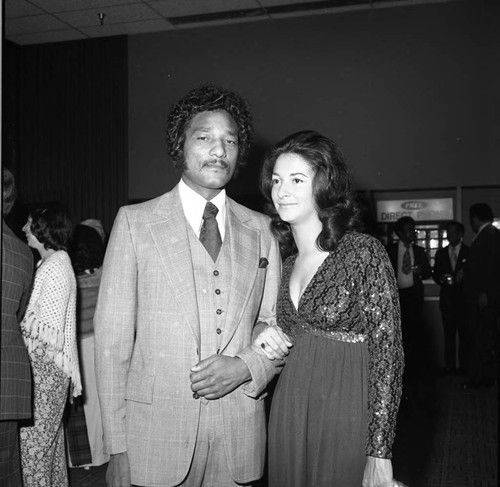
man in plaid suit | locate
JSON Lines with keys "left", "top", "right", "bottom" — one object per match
{"left": 1, "top": 168, "right": 34, "bottom": 486}
{"left": 95, "top": 86, "right": 281, "bottom": 486}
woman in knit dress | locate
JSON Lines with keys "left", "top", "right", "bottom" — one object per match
{"left": 254, "top": 131, "right": 405, "bottom": 487}
{"left": 19, "top": 202, "right": 81, "bottom": 487}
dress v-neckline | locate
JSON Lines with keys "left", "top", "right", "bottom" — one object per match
{"left": 288, "top": 251, "right": 332, "bottom": 313}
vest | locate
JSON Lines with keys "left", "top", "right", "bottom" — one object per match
{"left": 186, "top": 221, "right": 232, "bottom": 361}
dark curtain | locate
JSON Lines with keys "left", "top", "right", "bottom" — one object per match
{"left": 2, "top": 37, "right": 128, "bottom": 235}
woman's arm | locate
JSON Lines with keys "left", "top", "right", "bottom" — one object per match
{"left": 360, "top": 237, "right": 404, "bottom": 458}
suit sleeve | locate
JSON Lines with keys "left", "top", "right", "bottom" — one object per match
{"left": 94, "top": 208, "right": 138, "bottom": 455}
{"left": 432, "top": 248, "right": 446, "bottom": 285}
{"left": 418, "top": 246, "right": 432, "bottom": 280}
{"left": 17, "top": 256, "right": 34, "bottom": 322}
{"left": 483, "top": 229, "right": 500, "bottom": 306}
{"left": 236, "top": 232, "right": 282, "bottom": 398}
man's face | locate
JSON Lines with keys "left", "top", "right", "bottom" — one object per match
{"left": 181, "top": 110, "right": 239, "bottom": 200}
{"left": 470, "top": 215, "right": 481, "bottom": 234}
{"left": 398, "top": 222, "right": 416, "bottom": 245}
{"left": 446, "top": 225, "right": 462, "bottom": 247}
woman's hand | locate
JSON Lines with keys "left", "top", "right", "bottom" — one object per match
{"left": 362, "top": 456, "right": 408, "bottom": 487}
{"left": 253, "top": 325, "right": 293, "bottom": 361}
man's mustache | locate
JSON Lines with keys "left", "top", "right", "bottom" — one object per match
{"left": 202, "top": 160, "right": 229, "bottom": 170}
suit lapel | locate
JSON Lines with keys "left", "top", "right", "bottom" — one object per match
{"left": 456, "top": 245, "right": 467, "bottom": 272}
{"left": 147, "top": 187, "right": 201, "bottom": 346}
{"left": 220, "top": 200, "right": 260, "bottom": 351}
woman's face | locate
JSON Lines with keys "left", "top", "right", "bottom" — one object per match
{"left": 22, "top": 217, "right": 42, "bottom": 251}
{"left": 271, "top": 153, "right": 317, "bottom": 226}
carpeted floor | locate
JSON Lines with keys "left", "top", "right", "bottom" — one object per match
{"left": 69, "top": 373, "right": 498, "bottom": 486}
{"left": 391, "top": 373, "right": 498, "bottom": 487}
{"left": 424, "top": 375, "right": 497, "bottom": 487}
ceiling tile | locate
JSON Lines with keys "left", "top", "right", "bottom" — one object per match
{"left": 5, "top": 0, "right": 45, "bottom": 18}
{"left": 81, "top": 18, "right": 174, "bottom": 37}
{"left": 28, "top": 0, "right": 141, "bottom": 13}
{"left": 10, "top": 29, "right": 88, "bottom": 45}
{"left": 147, "top": 0, "right": 259, "bottom": 18}
{"left": 268, "top": 2, "right": 367, "bottom": 18}
{"left": 178, "top": 14, "right": 267, "bottom": 29}
{"left": 6, "top": 14, "right": 70, "bottom": 35}
{"left": 258, "top": 0, "right": 320, "bottom": 5}
{"left": 55, "top": 4, "right": 161, "bottom": 27}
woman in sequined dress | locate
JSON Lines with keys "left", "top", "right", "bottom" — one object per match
{"left": 254, "top": 131, "right": 405, "bottom": 487}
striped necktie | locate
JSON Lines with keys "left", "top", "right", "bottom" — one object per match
{"left": 450, "top": 247, "right": 457, "bottom": 272}
{"left": 402, "top": 244, "right": 412, "bottom": 275}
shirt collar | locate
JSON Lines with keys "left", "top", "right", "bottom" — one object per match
{"left": 178, "top": 178, "right": 227, "bottom": 239}
{"left": 476, "top": 222, "right": 490, "bottom": 237}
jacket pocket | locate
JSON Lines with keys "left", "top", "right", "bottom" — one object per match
{"left": 125, "top": 371, "right": 155, "bottom": 404}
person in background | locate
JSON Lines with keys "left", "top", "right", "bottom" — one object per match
{"left": 67, "top": 222, "right": 109, "bottom": 467}
{"left": 19, "top": 202, "right": 82, "bottom": 487}
{"left": 95, "top": 85, "right": 281, "bottom": 487}
{"left": 254, "top": 131, "right": 405, "bottom": 487}
{"left": 432, "top": 221, "right": 469, "bottom": 374}
{"left": 1, "top": 168, "right": 34, "bottom": 487}
{"left": 462, "top": 203, "right": 500, "bottom": 389}
{"left": 386, "top": 216, "right": 431, "bottom": 406}
{"left": 80, "top": 218, "right": 106, "bottom": 244}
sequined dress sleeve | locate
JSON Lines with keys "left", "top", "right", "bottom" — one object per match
{"left": 357, "top": 234, "right": 404, "bottom": 458}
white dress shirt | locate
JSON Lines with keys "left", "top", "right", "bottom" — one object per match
{"left": 449, "top": 242, "right": 462, "bottom": 271}
{"left": 178, "top": 178, "right": 226, "bottom": 241}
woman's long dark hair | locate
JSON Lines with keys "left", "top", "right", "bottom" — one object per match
{"left": 260, "top": 130, "right": 362, "bottom": 259}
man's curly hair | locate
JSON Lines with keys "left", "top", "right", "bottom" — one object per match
{"left": 165, "top": 85, "right": 253, "bottom": 174}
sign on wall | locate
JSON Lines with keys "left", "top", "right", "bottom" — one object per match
{"left": 376, "top": 198, "right": 454, "bottom": 222}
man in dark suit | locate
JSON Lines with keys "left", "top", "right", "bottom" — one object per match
{"left": 433, "top": 221, "right": 470, "bottom": 374}
{"left": 387, "top": 216, "right": 432, "bottom": 404}
{"left": 462, "top": 203, "right": 500, "bottom": 388}
{"left": 1, "top": 168, "right": 34, "bottom": 486}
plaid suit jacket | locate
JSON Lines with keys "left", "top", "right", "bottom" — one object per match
{"left": 1, "top": 220, "right": 34, "bottom": 420}
{"left": 95, "top": 185, "right": 281, "bottom": 486}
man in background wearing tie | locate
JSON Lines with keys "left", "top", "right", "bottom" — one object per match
{"left": 95, "top": 85, "right": 281, "bottom": 487}
{"left": 387, "top": 216, "right": 432, "bottom": 405}
{"left": 462, "top": 203, "right": 500, "bottom": 389}
{"left": 432, "top": 221, "right": 469, "bottom": 375}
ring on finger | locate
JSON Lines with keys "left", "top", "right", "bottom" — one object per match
{"left": 261, "top": 343, "right": 266, "bottom": 349}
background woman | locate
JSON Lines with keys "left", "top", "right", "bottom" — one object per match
{"left": 255, "top": 131, "right": 405, "bottom": 486}
{"left": 67, "top": 222, "right": 109, "bottom": 467}
{"left": 19, "top": 202, "right": 81, "bottom": 486}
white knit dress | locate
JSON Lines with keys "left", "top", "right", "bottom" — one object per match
{"left": 19, "top": 250, "right": 81, "bottom": 487}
